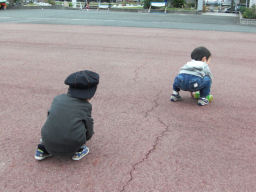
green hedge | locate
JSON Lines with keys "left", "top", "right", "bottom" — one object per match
{"left": 242, "top": 5, "right": 256, "bottom": 19}
{"left": 172, "top": 0, "right": 184, "bottom": 8}
{"left": 47, "top": 0, "right": 56, "bottom": 5}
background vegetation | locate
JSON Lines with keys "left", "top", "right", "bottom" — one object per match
{"left": 242, "top": 5, "right": 256, "bottom": 19}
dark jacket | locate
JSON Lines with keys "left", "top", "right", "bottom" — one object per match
{"left": 41, "top": 94, "right": 94, "bottom": 155}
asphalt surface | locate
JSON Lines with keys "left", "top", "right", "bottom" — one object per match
{"left": 0, "top": 9, "right": 256, "bottom": 32}
{"left": 0, "top": 9, "right": 256, "bottom": 192}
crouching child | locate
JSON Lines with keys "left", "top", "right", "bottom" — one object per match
{"left": 35, "top": 70, "right": 99, "bottom": 160}
{"left": 170, "top": 47, "right": 213, "bottom": 106}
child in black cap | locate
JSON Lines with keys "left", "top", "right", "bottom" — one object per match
{"left": 35, "top": 70, "right": 99, "bottom": 161}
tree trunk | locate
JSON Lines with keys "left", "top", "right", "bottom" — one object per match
{"left": 230, "top": 0, "right": 234, "bottom": 11}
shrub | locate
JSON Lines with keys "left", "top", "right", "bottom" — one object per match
{"left": 242, "top": 5, "right": 256, "bottom": 19}
{"left": 239, "top": 6, "right": 246, "bottom": 13}
{"left": 172, "top": 0, "right": 184, "bottom": 8}
{"left": 185, "top": 2, "right": 195, "bottom": 8}
{"left": 47, "top": 0, "right": 56, "bottom": 5}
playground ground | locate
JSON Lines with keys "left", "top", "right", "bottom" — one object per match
{"left": 0, "top": 10, "right": 256, "bottom": 192}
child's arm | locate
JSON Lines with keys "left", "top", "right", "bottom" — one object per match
{"left": 203, "top": 65, "right": 212, "bottom": 79}
{"left": 84, "top": 117, "right": 94, "bottom": 141}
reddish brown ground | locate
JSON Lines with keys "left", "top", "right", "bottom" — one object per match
{"left": 0, "top": 24, "right": 256, "bottom": 192}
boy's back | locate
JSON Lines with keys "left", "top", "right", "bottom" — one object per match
{"left": 41, "top": 94, "right": 93, "bottom": 155}
{"left": 170, "top": 47, "right": 213, "bottom": 106}
{"left": 35, "top": 70, "right": 99, "bottom": 161}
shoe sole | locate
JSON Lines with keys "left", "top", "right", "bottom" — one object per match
{"left": 170, "top": 97, "right": 182, "bottom": 102}
{"left": 34, "top": 155, "right": 45, "bottom": 160}
{"left": 34, "top": 154, "right": 52, "bottom": 161}
{"left": 72, "top": 148, "right": 90, "bottom": 161}
{"left": 198, "top": 101, "right": 209, "bottom": 106}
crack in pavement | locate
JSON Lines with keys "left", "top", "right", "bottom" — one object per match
{"left": 144, "top": 91, "right": 161, "bottom": 118}
{"left": 120, "top": 59, "right": 169, "bottom": 192}
{"left": 120, "top": 91, "right": 170, "bottom": 192}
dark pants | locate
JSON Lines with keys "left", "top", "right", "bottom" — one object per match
{"left": 173, "top": 74, "right": 212, "bottom": 97}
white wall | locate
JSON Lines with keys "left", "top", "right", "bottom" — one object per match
{"left": 250, "top": 0, "right": 256, "bottom": 7}
{"left": 197, "top": 0, "right": 203, "bottom": 11}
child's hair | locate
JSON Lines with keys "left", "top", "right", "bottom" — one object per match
{"left": 191, "top": 47, "right": 211, "bottom": 61}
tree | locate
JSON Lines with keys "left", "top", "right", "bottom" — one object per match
{"left": 230, "top": 0, "right": 234, "bottom": 11}
{"left": 172, "top": 0, "right": 184, "bottom": 8}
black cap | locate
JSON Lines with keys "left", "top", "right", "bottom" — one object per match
{"left": 64, "top": 70, "right": 99, "bottom": 99}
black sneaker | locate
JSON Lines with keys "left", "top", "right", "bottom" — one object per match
{"left": 170, "top": 94, "right": 182, "bottom": 102}
{"left": 198, "top": 97, "right": 209, "bottom": 106}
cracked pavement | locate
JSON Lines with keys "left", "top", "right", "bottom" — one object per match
{"left": 120, "top": 90, "right": 169, "bottom": 192}
{"left": 1, "top": 18, "right": 256, "bottom": 192}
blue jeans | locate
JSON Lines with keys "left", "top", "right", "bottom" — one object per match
{"left": 173, "top": 74, "right": 212, "bottom": 97}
